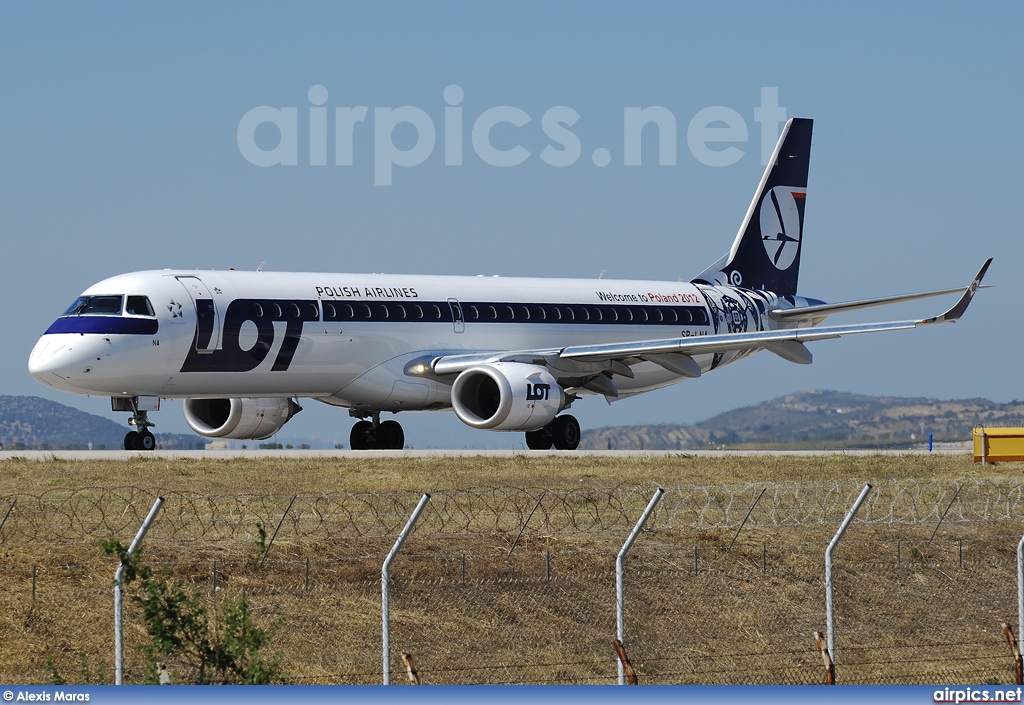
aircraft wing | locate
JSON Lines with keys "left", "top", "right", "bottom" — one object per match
{"left": 429, "top": 259, "right": 991, "bottom": 382}
{"left": 769, "top": 258, "right": 992, "bottom": 325}
{"left": 432, "top": 319, "right": 919, "bottom": 377}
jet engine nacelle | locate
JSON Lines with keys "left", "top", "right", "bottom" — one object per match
{"left": 451, "top": 362, "right": 565, "bottom": 431}
{"left": 183, "top": 397, "right": 302, "bottom": 440}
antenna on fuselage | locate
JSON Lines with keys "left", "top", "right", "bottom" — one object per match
{"left": 257, "top": 262, "right": 266, "bottom": 272}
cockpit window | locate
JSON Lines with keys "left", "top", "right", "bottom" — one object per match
{"left": 62, "top": 295, "right": 124, "bottom": 316}
{"left": 125, "top": 296, "right": 155, "bottom": 317}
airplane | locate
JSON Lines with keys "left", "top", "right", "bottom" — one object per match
{"left": 28, "top": 118, "right": 991, "bottom": 451}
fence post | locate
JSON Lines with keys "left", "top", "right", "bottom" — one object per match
{"left": 260, "top": 494, "right": 297, "bottom": 566}
{"left": 616, "top": 487, "right": 663, "bottom": 685}
{"left": 1017, "top": 534, "right": 1024, "bottom": 643}
{"left": 401, "top": 650, "right": 420, "bottom": 684}
{"left": 825, "top": 484, "right": 871, "bottom": 669}
{"left": 928, "top": 485, "right": 963, "bottom": 545}
{"left": 729, "top": 488, "right": 766, "bottom": 550}
{"left": 0, "top": 499, "right": 15, "bottom": 539}
{"left": 813, "top": 631, "right": 836, "bottom": 684}
{"left": 382, "top": 493, "right": 430, "bottom": 685}
{"left": 612, "top": 639, "right": 638, "bottom": 684}
{"left": 115, "top": 496, "right": 164, "bottom": 685}
{"left": 1004, "top": 623, "right": 1023, "bottom": 685}
{"left": 508, "top": 491, "right": 546, "bottom": 557}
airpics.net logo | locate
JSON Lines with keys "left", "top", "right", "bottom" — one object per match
{"left": 237, "top": 86, "right": 789, "bottom": 186}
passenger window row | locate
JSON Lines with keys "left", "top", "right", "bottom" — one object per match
{"left": 248, "top": 301, "right": 321, "bottom": 320}
{"left": 320, "top": 301, "right": 710, "bottom": 325}
{"left": 322, "top": 302, "right": 449, "bottom": 322}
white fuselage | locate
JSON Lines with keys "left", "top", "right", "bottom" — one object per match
{"left": 28, "top": 269, "right": 800, "bottom": 412}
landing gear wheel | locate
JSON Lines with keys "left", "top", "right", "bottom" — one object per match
{"left": 525, "top": 428, "right": 552, "bottom": 450}
{"left": 134, "top": 430, "right": 156, "bottom": 451}
{"left": 552, "top": 415, "right": 581, "bottom": 451}
{"left": 123, "top": 400, "right": 157, "bottom": 451}
{"left": 376, "top": 420, "right": 405, "bottom": 450}
{"left": 350, "top": 420, "right": 373, "bottom": 450}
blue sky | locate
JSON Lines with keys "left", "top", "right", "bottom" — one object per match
{"left": 3, "top": 3, "right": 1021, "bottom": 448}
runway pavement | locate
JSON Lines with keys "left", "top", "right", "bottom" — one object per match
{"left": 0, "top": 447, "right": 972, "bottom": 461}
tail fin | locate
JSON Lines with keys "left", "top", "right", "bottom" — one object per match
{"left": 693, "top": 117, "right": 813, "bottom": 295}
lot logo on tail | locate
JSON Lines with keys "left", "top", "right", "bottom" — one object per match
{"left": 759, "top": 186, "right": 805, "bottom": 271}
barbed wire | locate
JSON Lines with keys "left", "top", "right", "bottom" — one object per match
{"left": 2, "top": 480, "right": 1024, "bottom": 547}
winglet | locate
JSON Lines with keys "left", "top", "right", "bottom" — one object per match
{"left": 920, "top": 259, "right": 992, "bottom": 324}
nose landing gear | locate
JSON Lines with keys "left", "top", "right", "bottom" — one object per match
{"left": 115, "top": 397, "right": 158, "bottom": 451}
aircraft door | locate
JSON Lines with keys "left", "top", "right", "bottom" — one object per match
{"left": 448, "top": 298, "right": 465, "bottom": 333}
{"left": 175, "top": 276, "right": 222, "bottom": 353}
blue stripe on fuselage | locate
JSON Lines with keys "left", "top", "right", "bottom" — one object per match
{"left": 44, "top": 316, "right": 159, "bottom": 336}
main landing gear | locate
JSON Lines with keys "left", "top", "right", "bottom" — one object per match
{"left": 349, "top": 411, "right": 405, "bottom": 450}
{"left": 524, "top": 414, "right": 581, "bottom": 451}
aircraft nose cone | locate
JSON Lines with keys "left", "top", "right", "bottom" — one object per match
{"left": 28, "top": 336, "right": 72, "bottom": 388}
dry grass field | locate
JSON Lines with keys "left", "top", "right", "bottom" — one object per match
{"left": 0, "top": 453, "right": 1022, "bottom": 685}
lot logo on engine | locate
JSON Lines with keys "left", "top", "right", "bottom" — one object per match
{"left": 526, "top": 383, "right": 551, "bottom": 401}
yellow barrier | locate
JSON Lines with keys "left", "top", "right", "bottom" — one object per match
{"left": 974, "top": 427, "right": 1024, "bottom": 463}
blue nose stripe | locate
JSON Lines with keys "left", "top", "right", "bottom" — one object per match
{"left": 44, "top": 317, "right": 159, "bottom": 336}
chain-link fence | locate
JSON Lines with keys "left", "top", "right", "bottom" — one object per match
{"left": 0, "top": 480, "right": 1022, "bottom": 684}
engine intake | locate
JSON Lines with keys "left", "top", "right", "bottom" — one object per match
{"left": 451, "top": 362, "right": 564, "bottom": 431}
{"left": 183, "top": 397, "right": 302, "bottom": 440}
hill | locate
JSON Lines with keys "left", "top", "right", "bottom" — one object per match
{"left": 6, "top": 390, "right": 1024, "bottom": 452}
{"left": 580, "top": 389, "right": 1024, "bottom": 450}
{"left": 0, "top": 395, "right": 203, "bottom": 450}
